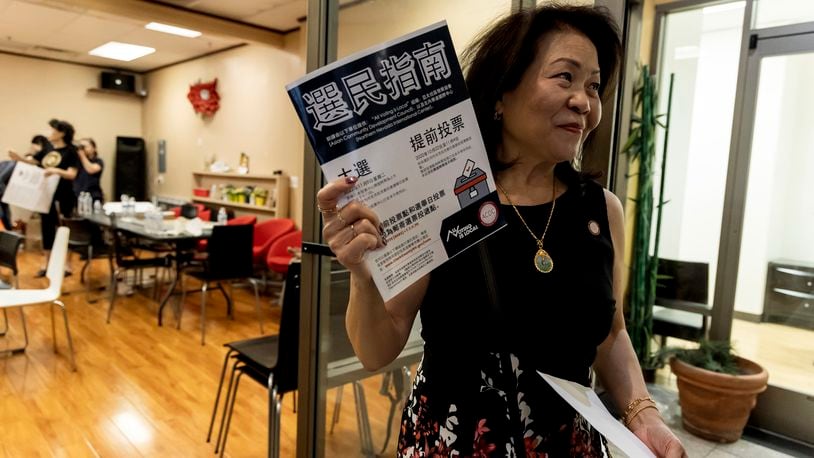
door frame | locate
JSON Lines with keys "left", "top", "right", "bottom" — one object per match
{"left": 719, "top": 17, "right": 814, "bottom": 448}
{"left": 652, "top": 0, "right": 814, "bottom": 447}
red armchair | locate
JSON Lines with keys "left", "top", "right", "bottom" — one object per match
{"left": 252, "top": 219, "right": 296, "bottom": 266}
{"left": 265, "top": 230, "right": 302, "bottom": 275}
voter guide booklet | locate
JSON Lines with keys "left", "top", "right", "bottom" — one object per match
{"left": 287, "top": 21, "right": 506, "bottom": 301}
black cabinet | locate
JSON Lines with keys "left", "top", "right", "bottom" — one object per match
{"left": 764, "top": 261, "right": 814, "bottom": 330}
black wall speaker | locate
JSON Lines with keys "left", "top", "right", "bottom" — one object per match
{"left": 115, "top": 136, "right": 146, "bottom": 201}
{"left": 100, "top": 71, "right": 136, "bottom": 93}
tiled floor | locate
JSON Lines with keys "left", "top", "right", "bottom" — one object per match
{"left": 642, "top": 385, "right": 798, "bottom": 458}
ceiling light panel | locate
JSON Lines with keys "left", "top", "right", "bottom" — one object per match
{"left": 145, "top": 22, "right": 201, "bottom": 38}
{"left": 88, "top": 41, "right": 155, "bottom": 61}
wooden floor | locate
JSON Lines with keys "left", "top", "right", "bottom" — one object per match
{"left": 0, "top": 249, "right": 404, "bottom": 457}
{"left": 3, "top": 248, "right": 812, "bottom": 457}
{"left": 730, "top": 319, "right": 814, "bottom": 395}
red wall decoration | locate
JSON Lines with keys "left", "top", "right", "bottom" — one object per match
{"left": 187, "top": 78, "right": 220, "bottom": 117}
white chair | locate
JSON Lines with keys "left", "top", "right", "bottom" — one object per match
{"left": 0, "top": 226, "right": 76, "bottom": 371}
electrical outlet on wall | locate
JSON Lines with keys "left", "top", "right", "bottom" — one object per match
{"left": 290, "top": 176, "right": 299, "bottom": 188}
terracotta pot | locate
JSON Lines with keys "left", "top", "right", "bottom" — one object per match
{"left": 670, "top": 356, "right": 768, "bottom": 443}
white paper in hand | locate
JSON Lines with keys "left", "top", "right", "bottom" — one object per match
{"left": 539, "top": 372, "right": 656, "bottom": 458}
{"left": 1, "top": 162, "right": 59, "bottom": 213}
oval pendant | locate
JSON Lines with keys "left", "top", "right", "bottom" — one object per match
{"left": 534, "top": 248, "right": 553, "bottom": 273}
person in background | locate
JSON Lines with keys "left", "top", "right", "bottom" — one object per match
{"left": 8, "top": 121, "right": 79, "bottom": 277}
{"left": 318, "top": 5, "right": 686, "bottom": 457}
{"left": 74, "top": 137, "right": 104, "bottom": 203}
{"left": 6, "top": 134, "right": 52, "bottom": 239}
{"left": 7, "top": 134, "right": 53, "bottom": 165}
{"left": 0, "top": 158, "right": 17, "bottom": 230}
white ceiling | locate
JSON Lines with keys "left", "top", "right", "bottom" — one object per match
{"left": 0, "top": 0, "right": 305, "bottom": 73}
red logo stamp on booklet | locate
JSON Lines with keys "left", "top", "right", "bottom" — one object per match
{"left": 478, "top": 201, "right": 498, "bottom": 227}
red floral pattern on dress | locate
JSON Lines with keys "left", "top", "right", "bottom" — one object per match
{"left": 398, "top": 354, "right": 611, "bottom": 457}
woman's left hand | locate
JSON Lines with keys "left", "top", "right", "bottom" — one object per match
{"left": 43, "top": 167, "right": 58, "bottom": 177}
{"left": 629, "top": 409, "right": 687, "bottom": 458}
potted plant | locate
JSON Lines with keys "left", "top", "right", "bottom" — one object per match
{"left": 621, "top": 65, "right": 674, "bottom": 378}
{"left": 253, "top": 187, "right": 269, "bottom": 207}
{"left": 658, "top": 340, "right": 769, "bottom": 443}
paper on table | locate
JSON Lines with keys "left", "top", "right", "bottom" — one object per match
{"left": 1, "top": 162, "right": 59, "bottom": 213}
{"left": 539, "top": 372, "right": 656, "bottom": 458}
{"left": 102, "top": 201, "right": 157, "bottom": 214}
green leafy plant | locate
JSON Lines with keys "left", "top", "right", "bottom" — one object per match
{"left": 622, "top": 65, "right": 673, "bottom": 369}
{"left": 655, "top": 339, "right": 741, "bottom": 376}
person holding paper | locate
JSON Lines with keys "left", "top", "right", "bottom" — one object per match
{"left": 7, "top": 134, "right": 53, "bottom": 166}
{"left": 73, "top": 137, "right": 104, "bottom": 203}
{"left": 9, "top": 121, "right": 79, "bottom": 277}
{"left": 318, "top": 5, "right": 686, "bottom": 458}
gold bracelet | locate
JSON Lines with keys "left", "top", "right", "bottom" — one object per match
{"left": 624, "top": 403, "right": 659, "bottom": 427}
{"left": 622, "top": 396, "right": 654, "bottom": 421}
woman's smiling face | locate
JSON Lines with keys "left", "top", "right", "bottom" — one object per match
{"left": 498, "top": 28, "right": 602, "bottom": 164}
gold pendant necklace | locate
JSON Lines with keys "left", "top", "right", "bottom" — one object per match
{"left": 497, "top": 180, "right": 556, "bottom": 273}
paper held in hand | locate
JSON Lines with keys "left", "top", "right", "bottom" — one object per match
{"left": 539, "top": 372, "right": 657, "bottom": 458}
{"left": 1, "top": 162, "right": 59, "bottom": 214}
{"left": 287, "top": 21, "right": 506, "bottom": 301}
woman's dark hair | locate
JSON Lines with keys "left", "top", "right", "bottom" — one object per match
{"left": 30, "top": 134, "right": 53, "bottom": 153}
{"left": 80, "top": 137, "right": 97, "bottom": 150}
{"left": 462, "top": 5, "right": 622, "bottom": 186}
{"left": 48, "top": 118, "right": 75, "bottom": 144}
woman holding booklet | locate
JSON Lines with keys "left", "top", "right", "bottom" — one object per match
{"left": 318, "top": 4, "right": 686, "bottom": 457}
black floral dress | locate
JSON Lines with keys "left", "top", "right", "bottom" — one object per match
{"left": 398, "top": 179, "right": 617, "bottom": 457}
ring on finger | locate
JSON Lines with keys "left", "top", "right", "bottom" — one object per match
{"left": 349, "top": 223, "right": 358, "bottom": 241}
{"left": 317, "top": 204, "right": 337, "bottom": 215}
{"left": 337, "top": 211, "right": 347, "bottom": 227}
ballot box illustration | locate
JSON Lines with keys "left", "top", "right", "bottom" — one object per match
{"left": 453, "top": 159, "right": 490, "bottom": 209}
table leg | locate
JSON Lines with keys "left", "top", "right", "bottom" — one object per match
{"left": 157, "top": 247, "right": 183, "bottom": 326}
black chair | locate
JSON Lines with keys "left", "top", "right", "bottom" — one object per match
{"left": 106, "top": 220, "right": 173, "bottom": 323}
{"left": 178, "top": 223, "right": 261, "bottom": 344}
{"left": 60, "top": 217, "right": 109, "bottom": 302}
{"left": 0, "top": 230, "right": 24, "bottom": 335}
{"left": 652, "top": 258, "right": 712, "bottom": 346}
{"left": 0, "top": 230, "right": 24, "bottom": 289}
{"left": 180, "top": 203, "right": 198, "bottom": 219}
{"left": 207, "top": 262, "right": 300, "bottom": 458}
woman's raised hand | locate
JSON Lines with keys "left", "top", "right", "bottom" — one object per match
{"left": 8, "top": 149, "right": 23, "bottom": 162}
{"left": 317, "top": 176, "right": 385, "bottom": 277}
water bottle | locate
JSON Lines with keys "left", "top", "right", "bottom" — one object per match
{"left": 217, "top": 207, "right": 227, "bottom": 225}
{"left": 78, "top": 192, "right": 87, "bottom": 215}
{"left": 93, "top": 200, "right": 102, "bottom": 214}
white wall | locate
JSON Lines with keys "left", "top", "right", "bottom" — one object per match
{"left": 735, "top": 54, "right": 814, "bottom": 315}
{"left": 655, "top": 6, "right": 743, "bottom": 300}
{"left": 142, "top": 38, "right": 306, "bottom": 226}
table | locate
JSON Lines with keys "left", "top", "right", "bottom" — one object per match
{"left": 84, "top": 213, "right": 212, "bottom": 325}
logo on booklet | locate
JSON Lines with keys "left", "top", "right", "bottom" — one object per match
{"left": 478, "top": 201, "right": 498, "bottom": 227}
{"left": 446, "top": 223, "right": 478, "bottom": 242}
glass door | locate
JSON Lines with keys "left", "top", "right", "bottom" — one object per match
{"left": 725, "top": 23, "right": 814, "bottom": 445}
{"left": 298, "top": 2, "right": 514, "bottom": 456}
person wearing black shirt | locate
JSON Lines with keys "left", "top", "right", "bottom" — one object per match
{"left": 317, "top": 5, "right": 687, "bottom": 457}
{"left": 74, "top": 137, "right": 104, "bottom": 203}
{"left": 8, "top": 120, "right": 78, "bottom": 276}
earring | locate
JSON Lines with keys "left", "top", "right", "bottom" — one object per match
{"left": 493, "top": 110, "right": 503, "bottom": 121}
